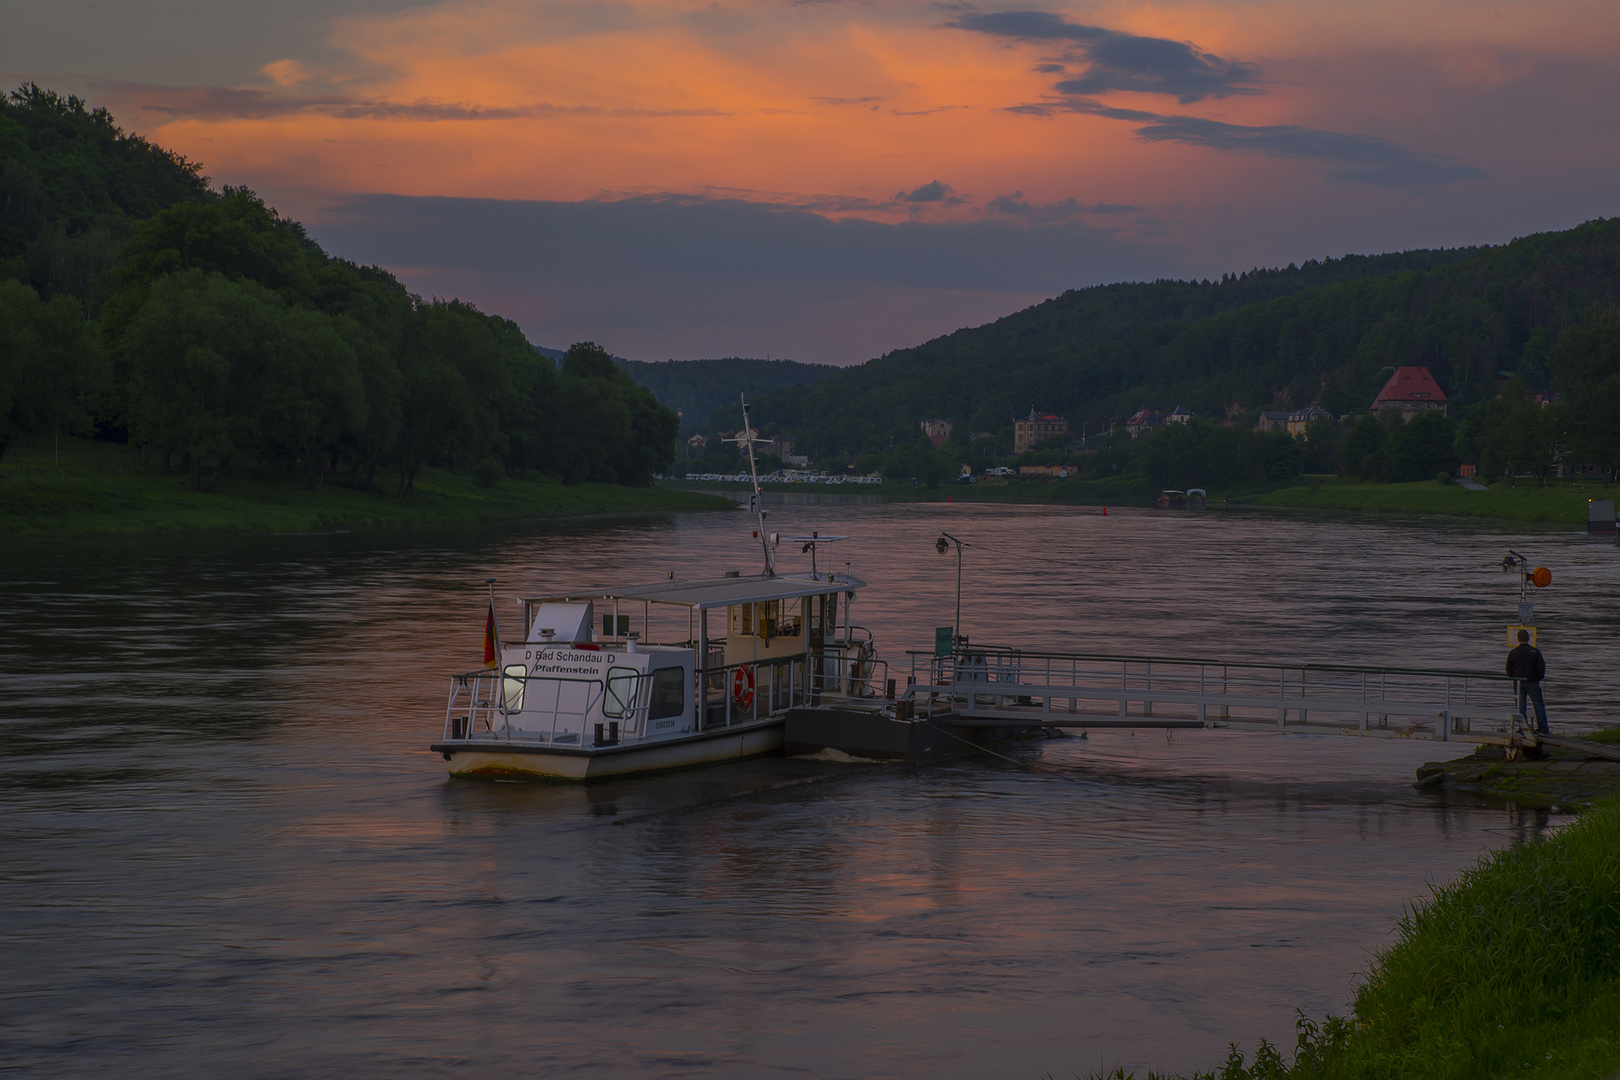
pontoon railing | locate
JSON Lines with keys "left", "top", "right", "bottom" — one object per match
{"left": 903, "top": 646, "right": 1528, "bottom": 743}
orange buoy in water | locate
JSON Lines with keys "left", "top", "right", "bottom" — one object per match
{"left": 1531, "top": 566, "right": 1552, "bottom": 588}
{"left": 1102, "top": 507, "right": 1108, "bottom": 515}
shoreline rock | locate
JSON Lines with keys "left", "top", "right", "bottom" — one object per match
{"left": 1417, "top": 742, "right": 1620, "bottom": 809}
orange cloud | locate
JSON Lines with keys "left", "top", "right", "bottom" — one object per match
{"left": 98, "top": 0, "right": 1614, "bottom": 246}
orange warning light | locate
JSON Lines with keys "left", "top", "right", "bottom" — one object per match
{"left": 1530, "top": 566, "right": 1552, "bottom": 588}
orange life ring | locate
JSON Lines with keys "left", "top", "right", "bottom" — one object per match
{"left": 731, "top": 665, "right": 756, "bottom": 709}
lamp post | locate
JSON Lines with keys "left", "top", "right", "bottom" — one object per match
{"left": 935, "top": 532, "right": 964, "bottom": 649}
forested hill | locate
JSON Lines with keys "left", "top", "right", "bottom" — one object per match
{"left": 0, "top": 86, "right": 677, "bottom": 492}
{"left": 731, "top": 221, "right": 1620, "bottom": 460}
{"left": 618, "top": 357, "right": 836, "bottom": 431}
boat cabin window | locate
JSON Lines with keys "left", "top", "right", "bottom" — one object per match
{"left": 731, "top": 603, "right": 753, "bottom": 636}
{"left": 603, "top": 666, "right": 639, "bottom": 718}
{"left": 502, "top": 664, "right": 527, "bottom": 712}
{"left": 648, "top": 668, "right": 685, "bottom": 720}
{"left": 756, "top": 599, "right": 779, "bottom": 639}
{"left": 602, "top": 614, "right": 631, "bottom": 638}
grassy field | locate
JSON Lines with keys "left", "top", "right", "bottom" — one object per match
{"left": 1249, "top": 476, "right": 1613, "bottom": 526}
{"left": 0, "top": 436, "right": 735, "bottom": 535}
{"left": 1078, "top": 795, "right": 1620, "bottom": 1080}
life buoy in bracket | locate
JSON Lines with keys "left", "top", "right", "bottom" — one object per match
{"left": 731, "top": 665, "right": 756, "bottom": 709}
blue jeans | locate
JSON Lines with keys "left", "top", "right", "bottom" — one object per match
{"left": 1517, "top": 682, "right": 1550, "bottom": 735}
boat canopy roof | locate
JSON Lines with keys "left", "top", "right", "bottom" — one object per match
{"left": 522, "top": 571, "right": 865, "bottom": 612}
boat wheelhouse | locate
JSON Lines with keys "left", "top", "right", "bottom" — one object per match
{"left": 431, "top": 570, "right": 884, "bottom": 780}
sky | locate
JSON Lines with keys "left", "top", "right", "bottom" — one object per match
{"left": 4, "top": 0, "right": 1618, "bottom": 363}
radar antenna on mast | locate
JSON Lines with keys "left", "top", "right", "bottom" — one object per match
{"left": 723, "top": 394, "right": 775, "bottom": 576}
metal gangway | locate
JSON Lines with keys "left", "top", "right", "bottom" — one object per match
{"left": 905, "top": 645, "right": 1532, "bottom": 746}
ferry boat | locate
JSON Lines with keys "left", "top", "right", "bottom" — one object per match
{"left": 430, "top": 397, "right": 889, "bottom": 781}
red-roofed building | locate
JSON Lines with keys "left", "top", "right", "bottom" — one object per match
{"left": 1124, "top": 407, "right": 1160, "bottom": 439}
{"left": 1371, "top": 366, "right": 1448, "bottom": 419}
{"left": 1015, "top": 409, "right": 1069, "bottom": 453}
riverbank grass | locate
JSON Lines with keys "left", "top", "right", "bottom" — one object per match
{"left": 1249, "top": 476, "right": 1608, "bottom": 525}
{"left": 1, "top": 436, "right": 735, "bottom": 535}
{"left": 1081, "top": 795, "right": 1620, "bottom": 1079}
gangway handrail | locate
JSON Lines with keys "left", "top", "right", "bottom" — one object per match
{"left": 903, "top": 646, "right": 1517, "bottom": 683}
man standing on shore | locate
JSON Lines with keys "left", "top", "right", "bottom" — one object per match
{"left": 1506, "top": 629, "right": 1550, "bottom": 735}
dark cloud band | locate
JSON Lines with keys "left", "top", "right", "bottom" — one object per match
{"left": 99, "top": 82, "right": 731, "bottom": 121}
{"left": 950, "top": 10, "right": 1259, "bottom": 103}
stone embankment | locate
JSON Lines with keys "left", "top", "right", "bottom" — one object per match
{"left": 1417, "top": 735, "right": 1620, "bottom": 809}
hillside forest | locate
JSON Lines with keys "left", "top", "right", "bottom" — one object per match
{"left": 8, "top": 84, "right": 1620, "bottom": 501}
{"left": 0, "top": 85, "right": 677, "bottom": 493}
{"left": 691, "top": 220, "right": 1620, "bottom": 489}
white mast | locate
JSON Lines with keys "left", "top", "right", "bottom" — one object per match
{"left": 724, "top": 393, "right": 775, "bottom": 576}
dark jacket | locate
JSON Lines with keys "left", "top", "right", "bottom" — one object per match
{"left": 1506, "top": 643, "right": 1546, "bottom": 683}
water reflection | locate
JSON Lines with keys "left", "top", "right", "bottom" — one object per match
{"left": 0, "top": 504, "right": 1611, "bottom": 1078}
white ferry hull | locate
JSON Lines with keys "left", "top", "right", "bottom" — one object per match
{"left": 433, "top": 719, "right": 785, "bottom": 781}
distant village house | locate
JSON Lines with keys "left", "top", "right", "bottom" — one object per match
{"left": 1285, "top": 406, "right": 1331, "bottom": 437}
{"left": 1254, "top": 411, "right": 1290, "bottom": 432}
{"left": 920, "top": 419, "right": 953, "bottom": 448}
{"left": 1125, "top": 408, "right": 1161, "bottom": 438}
{"left": 1014, "top": 409, "right": 1069, "bottom": 453}
{"left": 1372, "top": 366, "right": 1448, "bottom": 419}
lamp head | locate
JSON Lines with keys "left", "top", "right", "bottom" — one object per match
{"left": 936, "top": 536, "right": 949, "bottom": 556}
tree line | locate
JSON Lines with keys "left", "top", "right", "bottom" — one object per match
{"left": 0, "top": 85, "right": 676, "bottom": 490}
{"left": 724, "top": 217, "right": 1620, "bottom": 472}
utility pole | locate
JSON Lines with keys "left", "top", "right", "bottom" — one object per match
{"left": 935, "top": 532, "right": 965, "bottom": 648}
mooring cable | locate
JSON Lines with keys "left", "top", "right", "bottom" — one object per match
{"left": 926, "top": 722, "right": 1092, "bottom": 785}
{"left": 609, "top": 765, "right": 880, "bottom": 825}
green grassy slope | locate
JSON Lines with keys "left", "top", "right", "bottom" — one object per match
{"left": 1078, "top": 796, "right": 1620, "bottom": 1079}
{"left": 0, "top": 437, "right": 734, "bottom": 535}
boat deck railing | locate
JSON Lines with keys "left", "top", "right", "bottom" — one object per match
{"left": 904, "top": 645, "right": 1529, "bottom": 744}
{"left": 444, "top": 671, "right": 618, "bottom": 746}
{"left": 443, "top": 639, "right": 892, "bottom": 748}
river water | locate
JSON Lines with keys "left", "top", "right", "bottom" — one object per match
{"left": 2, "top": 502, "right": 1615, "bottom": 1079}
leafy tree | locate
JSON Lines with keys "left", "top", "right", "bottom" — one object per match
{"left": 1381, "top": 410, "right": 1459, "bottom": 481}
{"left": 105, "top": 187, "right": 315, "bottom": 309}
{"left": 550, "top": 342, "right": 675, "bottom": 485}
{"left": 0, "top": 83, "right": 207, "bottom": 287}
{"left": 1550, "top": 303, "right": 1620, "bottom": 484}
{"left": 257, "top": 307, "right": 365, "bottom": 489}
{"left": 0, "top": 278, "right": 101, "bottom": 459}
{"left": 121, "top": 270, "right": 283, "bottom": 490}
{"left": 1300, "top": 415, "right": 1343, "bottom": 473}
{"left": 1453, "top": 405, "right": 1486, "bottom": 468}
{"left": 393, "top": 301, "right": 509, "bottom": 495}
{"left": 1341, "top": 415, "right": 1387, "bottom": 477}
{"left": 550, "top": 369, "right": 633, "bottom": 484}
{"left": 1565, "top": 375, "right": 1620, "bottom": 486}
{"left": 1478, "top": 379, "right": 1556, "bottom": 485}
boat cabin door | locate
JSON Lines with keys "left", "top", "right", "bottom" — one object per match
{"left": 808, "top": 591, "right": 838, "bottom": 703}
